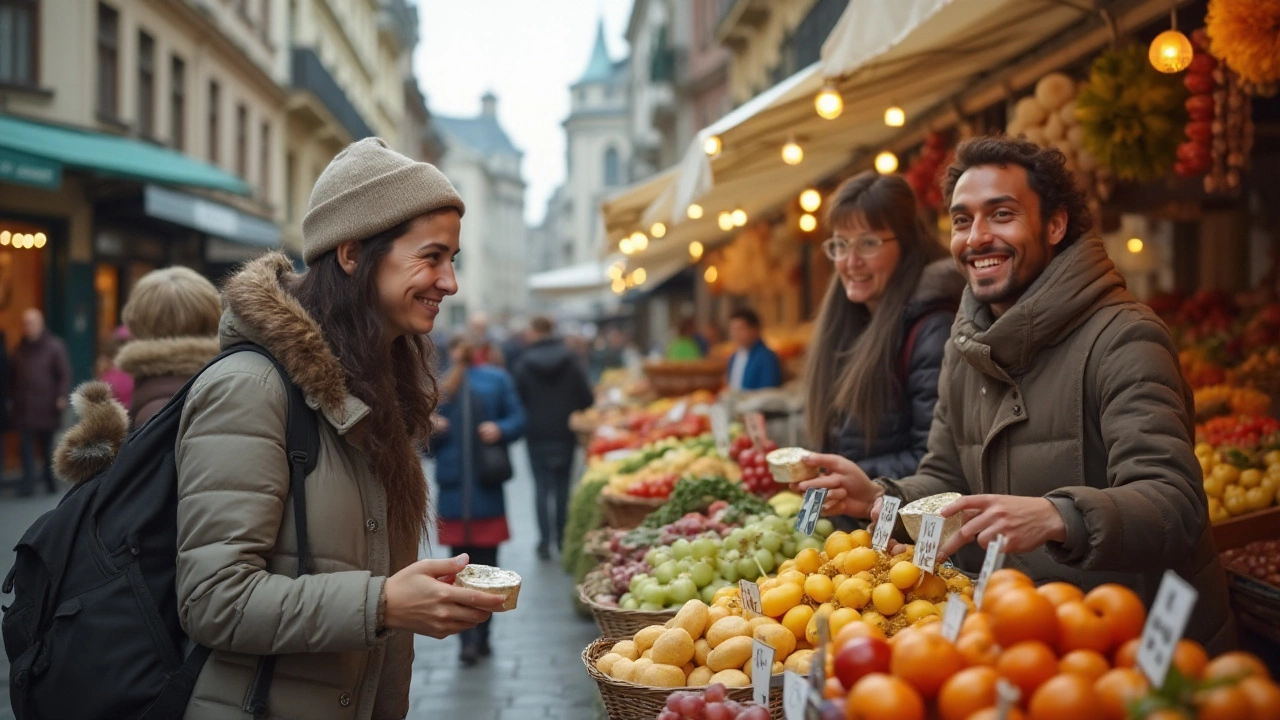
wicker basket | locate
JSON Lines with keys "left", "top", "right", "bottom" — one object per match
{"left": 577, "top": 584, "right": 678, "bottom": 638}
{"left": 643, "top": 359, "right": 728, "bottom": 398}
{"left": 600, "top": 491, "right": 666, "bottom": 530}
{"left": 583, "top": 637, "right": 785, "bottom": 720}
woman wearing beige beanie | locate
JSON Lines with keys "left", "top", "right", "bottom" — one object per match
{"left": 160, "top": 138, "right": 499, "bottom": 719}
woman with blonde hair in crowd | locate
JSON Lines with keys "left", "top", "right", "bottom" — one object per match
{"left": 114, "top": 266, "right": 223, "bottom": 427}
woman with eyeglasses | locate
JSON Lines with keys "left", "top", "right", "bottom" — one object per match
{"left": 802, "top": 171, "right": 964, "bottom": 482}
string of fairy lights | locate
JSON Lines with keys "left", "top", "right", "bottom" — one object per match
{"left": 613, "top": 4, "right": 1193, "bottom": 295}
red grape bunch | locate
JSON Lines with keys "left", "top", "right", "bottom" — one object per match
{"left": 657, "top": 683, "right": 770, "bottom": 720}
{"left": 729, "top": 435, "right": 782, "bottom": 497}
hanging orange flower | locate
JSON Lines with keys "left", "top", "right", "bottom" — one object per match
{"left": 1206, "top": 0, "right": 1280, "bottom": 87}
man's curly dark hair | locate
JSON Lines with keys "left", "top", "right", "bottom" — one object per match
{"left": 942, "top": 135, "right": 1094, "bottom": 249}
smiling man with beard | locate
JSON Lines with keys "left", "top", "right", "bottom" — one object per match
{"left": 798, "top": 136, "right": 1233, "bottom": 652}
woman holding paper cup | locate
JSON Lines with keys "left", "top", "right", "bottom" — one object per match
{"left": 803, "top": 171, "right": 963, "bottom": 479}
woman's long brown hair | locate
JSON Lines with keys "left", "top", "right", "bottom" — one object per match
{"left": 804, "top": 172, "right": 946, "bottom": 450}
{"left": 289, "top": 217, "right": 443, "bottom": 567}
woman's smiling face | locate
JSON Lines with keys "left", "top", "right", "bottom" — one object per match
{"left": 833, "top": 214, "right": 901, "bottom": 310}
{"left": 372, "top": 210, "right": 461, "bottom": 338}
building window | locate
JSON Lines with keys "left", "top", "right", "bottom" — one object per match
{"left": 235, "top": 104, "right": 248, "bottom": 178}
{"left": 137, "top": 30, "right": 155, "bottom": 137}
{"left": 0, "top": 0, "right": 38, "bottom": 87}
{"left": 170, "top": 55, "right": 185, "bottom": 150}
{"left": 603, "top": 146, "right": 620, "bottom": 186}
{"left": 207, "top": 80, "right": 219, "bottom": 163}
{"left": 259, "top": 121, "right": 270, "bottom": 197}
{"left": 96, "top": 2, "right": 119, "bottom": 118}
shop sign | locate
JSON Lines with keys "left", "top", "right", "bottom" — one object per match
{"left": 144, "top": 184, "right": 279, "bottom": 247}
{"left": 0, "top": 148, "right": 61, "bottom": 190}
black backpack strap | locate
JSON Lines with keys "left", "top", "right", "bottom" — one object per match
{"left": 141, "top": 645, "right": 212, "bottom": 720}
{"left": 199, "top": 344, "right": 320, "bottom": 720}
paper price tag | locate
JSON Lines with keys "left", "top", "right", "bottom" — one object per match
{"left": 809, "top": 613, "right": 829, "bottom": 692}
{"left": 711, "top": 405, "right": 731, "bottom": 456}
{"left": 783, "top": 671, "right": 812, "bottom": 720}
{"left": 941, "top": 592, "right": 968, "bottom": 642}
{"left": 740, "top": 579, "right": 763, "bottom": 616}
{"left": 794, "top": 488, "right": 829, "bottom": 536}
{"left": 752, "top": 639, "right": 775, "bottom": 707}
{"left": 912, "top": 513, "right": 944, "bottom": 573}
{"left": 665, "top": 400, "right": 689, "bottom": 423}
{"left": 973, "top": 534, "right": 1008, "bottom": 610}
{"left": 603, "top": 448, "right": 634, "bottom": 463}
{"left": 872, "top": 495, "right": 901, "bottom": 552}
{"left": 1137, "top": 570, "right": 1198, "bottom": 689}
{"left": 744, "top": 412, "right": 768, "bottom": 450}
{"left": 995, "top": 678, "right": 1020, "bottom": 720}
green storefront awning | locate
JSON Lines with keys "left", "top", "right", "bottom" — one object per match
{"left": 0, "top": 114, "right": 250, "bottom": 195}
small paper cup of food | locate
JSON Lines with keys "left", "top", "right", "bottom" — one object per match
{"left": 454, "top": 564, "right": 522, "bottom": 611}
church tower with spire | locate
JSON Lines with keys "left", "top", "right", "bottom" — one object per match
{"left": 558, "top": 17, "right": 630, "bottom": 268}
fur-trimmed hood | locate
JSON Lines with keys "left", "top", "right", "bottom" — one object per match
{"left": 218, "top": 252, "right": 368, "bottom": 431}
{"left": 53, "top": 382, "right": 130, "bottom": 484}
{"left": 115, "top": 336, "right": 221, "bottom": 380}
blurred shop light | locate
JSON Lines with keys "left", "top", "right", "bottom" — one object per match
{"left": 689, "top": 241, "right": 704, "bottom": 261}
{"left": 815, "top": 84, "right": 843, "bottom": 120}
{"left": 782, "top": 137, "right": 804, "bottom": 165}
{"left": 1127, "top": 237, "right": 1144, "bottom": 253}
{"left": 633, "top": 268, "right": 647, "bottom": 285}
{"left": 651, "top": 222, "right": 667, "bottom": 238}
{"left": 885, "top": 106, "right": 906, "bottom": 127}
{"left": 799, "top": 214, "right": 817, "bottom": 232}
{"left": 718, "top": 212, "right": 734, "bottom": 232}
{"left": 800, "top": 189, "right": 822, "bottom": 213}
{"left": 731, "top": 208, "right": 747, "bottom": 227}
{"left": 875, "top": 151, "right": 899, "bottom": 174}
{"left": 703, "top": 135, "right": 722, "bottom": 156}
{"left": 704, "top": 265, "right": 719, "bottom": 283}
{"left": 620, "top": 237, "right": 635, "bottom": 255}
{"left": 687, "top": 203, "right": 704, "bottom": 220}
{"left": 630, "top": 231, "right": 649, "bottom": 252}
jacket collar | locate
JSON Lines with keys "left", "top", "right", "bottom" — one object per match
{"left": 904, "top": 258, "right": 966, "bottom": 320}
{"left": 219, "top": 252, "right": 369, "bottom": 434}
{"left": 953, "top": 237, "right": 1131, "bottom": 379}
{"left": 115, "top": 336, "right": 221, "bottom": 381}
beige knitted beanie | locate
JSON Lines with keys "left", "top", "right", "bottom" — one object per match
{"left": 302, "top": 137, "right": 465, "bottom": 264}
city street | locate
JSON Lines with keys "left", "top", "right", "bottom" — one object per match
{"left": 0, "top": 442, "right": 604, "bottom": 720}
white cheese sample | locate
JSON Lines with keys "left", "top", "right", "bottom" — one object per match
{"left": 455, "top": 564, "right": 522, "bottom": 611}
{"left": 766, "top": 447, "right": 819, "bottom": 484}
{"left": 898, "top": 493, "right": 965, "bottom": 553}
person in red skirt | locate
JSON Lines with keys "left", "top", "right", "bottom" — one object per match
{"left": 432, "top": 334, "right": 527, "bottom": 664}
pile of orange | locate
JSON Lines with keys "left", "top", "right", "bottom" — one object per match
{"left": 822, "top": 568, "right": 1280, "bottom": 720}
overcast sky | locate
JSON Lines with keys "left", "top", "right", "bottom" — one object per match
{"left": 415, "top": 1, "right": 634, "bottom": 226}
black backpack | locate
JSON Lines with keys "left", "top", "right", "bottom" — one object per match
{"left": 2, "top": 344, "right": 320, "bottom": 720}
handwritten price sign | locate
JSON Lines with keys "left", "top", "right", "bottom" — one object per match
{"left": 1137, "top": 570, "right": 1198, "bottom": 688}
{"left": 912, "top": 513, "right": 944, "bottom": 573}
{"left": 794, "top": 487, "right": 828, "bottom": 536}
{"left": 973, "top": 533, "right": 1008, "bottom": 610}
{"left": 710, "top": 405, "right": 731, "bottom": 456}
{"left": 872, "top": 496, "right": 901, "bottom": 552}
{"left": 752, "top": 639, "right": 775, "bottom": 706}
{"left": 739, "top": 580, "right": 763, "bottom": 616}
{"left": 941, "top": 592, "right": 968, "bottom": 642}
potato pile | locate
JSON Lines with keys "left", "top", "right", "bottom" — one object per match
{"left": 595, "top": 599, "right": 816, "bottom": 689}
{"left": 1006, "top": 72, "right": 1113, "bottom": 202}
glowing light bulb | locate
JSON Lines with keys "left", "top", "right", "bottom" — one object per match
{"left": 631, "top": 232, "right": 649, "bottom": 252}
{"left": 704, "top": 266, "right": 719, "bottom": 283}
{"left": 1127, "top": 237, "right": 1144, "bottom": 254}
{"left": 885, "top": 106, "right": 905, "bottom": 127}
{"left": 799, "top": 213, "right": 817, "bottom": 232}
{"left": 612, "top": 278, "right": 626, "bottom": 294}
{"left": 620, "top": 237, "right": 634, "bottom": 255}
{"left": 703, "top": 135, "right": 722, "bottom": 156}
{"left": 874, "top": 151, "right": 899, "bottom": 174}
{"left": 782, "top": 139, "right": 804, "bottom": 165}
{"left": 815, "top": 85, "right": 843, "bottom": 120}
{"left": 0, "top": 231, "right": 9, "bottom": 246}
{"left": 689, "top": 241, "right": 704, "bottom": 261}
{"left": 731, "top": 209, "right": 747, "bottom": 227}
{"left": 608, "top": 263, "right": 624, "bottom": 279}
{"left": 22, "top": 234, "right": 34, "bottom": 248}
{"left": 33, "top": 232, "right": 46, "bottom": 248}
{"left": 1149, "top": 30, "right": 1193, "bottom": 73}
{"left": 650, "top": 222, "right": 666, "bottom": 238}
{"left": 799, "top": 189, "right": 822, "bottom": 213}
{"left": 718, "top": 212, "right": 734, "bottom": 232}
{"left": 687, "top": 203, "right": 704, "bottom": 220}
{"left": 633, "top": 268, "right": 647, "bottom": 285}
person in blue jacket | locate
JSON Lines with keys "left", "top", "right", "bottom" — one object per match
{"left": 432, "top": 334, "right": 526, "bottom": 665}
{"left": 725, "top": 308, "right": 783, "bottom": 392}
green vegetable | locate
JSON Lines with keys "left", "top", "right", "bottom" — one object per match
{"left": 640, "top": 476, "right": 773, "bottom": 529}
{"left": 562, "top": 477, "right": 607, "bottom": 578}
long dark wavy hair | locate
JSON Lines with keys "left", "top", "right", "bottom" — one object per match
{"left": 289, "top": 216, "right": 444, "bottom": 562}
{"left": 804, "top": 172, "right": 946, "bottom": 449}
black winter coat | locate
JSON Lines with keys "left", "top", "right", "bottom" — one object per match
{"left": 513, "top": 337, "right": 595, "bottom": 445}
{"left": 826, "top": 260, "right": 965, "bottom": 479}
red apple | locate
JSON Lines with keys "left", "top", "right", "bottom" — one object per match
{"left": 833, "top": 637, "right": 891, "bottom": 689}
